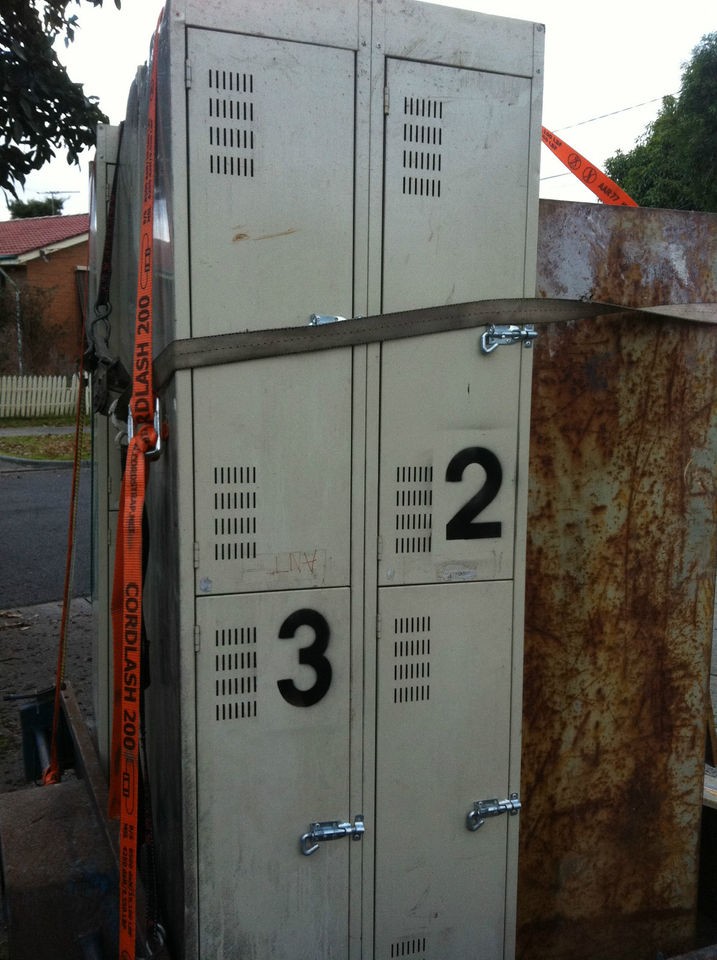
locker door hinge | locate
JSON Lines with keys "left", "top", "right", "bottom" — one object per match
{"left": 193, "top": 624, "right": 201, "bottom": 653}
{"left": 185, "top": 59, "right": 192, "bottom": 89}
{"left": 383, "top": 86, "right": 390, "bottom": 115}
{"left": 193, "top": 542, "right": 200, "bottom": 569}
{"left": 376, "top": 614, "right": 382, "bottom": 640}
{"left": 377, "top": 535, "right": 383, "bottom": 561}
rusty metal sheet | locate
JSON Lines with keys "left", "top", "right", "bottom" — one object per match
{"left": 536, "top": 199, "right": 717, "bottom": 306}
{"left": 519, "top": 201, "right": 717, "bottom": 960}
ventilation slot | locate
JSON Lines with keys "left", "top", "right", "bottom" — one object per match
{"left": 402, "top": 96, "right": 442, "bottom": 198}
{"left": 394, "top": 465, "right": 432, "bottom": 555}
{"left": 208, "top": 69, "right": 255, "bottom": 177}
{"left": 393, "top": 616, "right": 431, "bottom": 705}
{"left": 213, "top": 465, "right": 257, "bottom": 562}
{"left": 390, "top": 937, "right": 428, "bottom": 957}
{"left": 214, "top": 626, "right": 258, "bottom": 721}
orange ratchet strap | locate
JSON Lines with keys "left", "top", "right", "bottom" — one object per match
{"left": 109, "top": 11, "right": 163, "bottom": 960}
{"left": 542, "top": 126, "right": 638, "bottom": 207}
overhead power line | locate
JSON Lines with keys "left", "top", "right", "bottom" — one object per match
{"left": 552, "top": 95, "right": 674, "bottom": 134}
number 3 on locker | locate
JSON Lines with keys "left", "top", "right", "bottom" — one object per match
{"left": 445, "top": 446, "right": 503, "bottom": 540}
{"left": 277, "top": 608, "right": 332, "bottom": 707}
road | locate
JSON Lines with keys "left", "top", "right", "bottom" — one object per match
{"left": 0, "top": 462, "right": 91, "bottom": 607}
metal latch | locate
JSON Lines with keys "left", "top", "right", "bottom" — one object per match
{"left": 480, "top": 324, "right": 538, "bottom": 355}
{"left": 300, "top": 815, "right": 365, "bottom": 856}
{"left": 127, "top": 397, "right": 163, "bottom": 461}
{"left": 466, "top": 793, "right": 521, "bottom": 831}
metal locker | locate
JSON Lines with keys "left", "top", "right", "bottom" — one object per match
{"left": 377, "top": 330, "right": 523, "bottom": 587}
{"left": 370, "top": 327, "right": 531, "bottom": 957}
{"left": 195, "top": 587, "right": 353, "bottom": 957}
{"left": 186, "top": 29, "right": 356, "bottom": 336}
{"left": 89, "top": 2, "right": 543, "bottom": 957}
{"left": 374, "top": 580, "right": 516, "bottom": 958}
{"left": 382, "top": 59, "right": 535, "bottom": 312}
{"left": 192, "top": 351, "right": 353, "bottom": 596}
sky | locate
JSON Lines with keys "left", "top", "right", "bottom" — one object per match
{"left": 3, "top": 0, "right": 714, "bottom": 218}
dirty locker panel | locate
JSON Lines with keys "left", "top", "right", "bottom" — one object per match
{"left": 382, "top": 58, "right": 533, "bottom": 313}
{"left": 196, "top": 588, "right": 353, "bottom": 958}
{"left": 373, "top": 328, "right": 527, "bottom": 958}
{"left": 374, "top": 581, "right": 514, "bottom": 958}
{"left": 192, "top": 351, "right": 352, "bottom": 596}
{"left": 378, "top": 328, "right": 523, "bottom": 587}
{"left": 187, "top": 29, "right": 355, "bottom": 336}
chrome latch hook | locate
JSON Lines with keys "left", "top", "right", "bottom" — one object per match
{"left": 481, "top": 324, "right": 538, "bottom": 355}
{"left": 466, "top": 793, "right": 521, "bottom": 832}
{"left": 300, "top": 815, "right": 365, "bottom": 856}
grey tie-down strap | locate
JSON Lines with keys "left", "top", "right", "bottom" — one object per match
{"left": 153, "top": 297, "right": 717, "bottom": 392}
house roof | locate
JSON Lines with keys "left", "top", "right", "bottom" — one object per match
{"left": 0, "top": 213, "right": 89, "bottom": 260}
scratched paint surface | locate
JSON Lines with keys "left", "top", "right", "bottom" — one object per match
{"left": 518, "top": 202, "right": 717, "bottom": 960}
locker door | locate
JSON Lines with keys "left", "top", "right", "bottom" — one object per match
{"left": 193, "top": 351, "right": 352, "bottom": 596}
{"left": 373, "top": 328, "right": 527, "bottom": 958}
{"left": 193, "top": 351, "right": 355, "bottom": 957}
{"left": 196, "top": 587, "right": 353, "bottom": 958}
{"left": 382, "top": 58, "right": 533, "bottom": 312}
{"left": 187, "top": 29, "right": 355, "bottom": 336}
{"left": 377, "top": 331, "right": 522, "bottom": 588}
{"left": 375, "top": 581, "right": 514, "bottom": 958}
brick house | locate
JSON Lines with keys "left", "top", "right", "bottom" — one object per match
{"left": 0, "top": 213, "right": 89, "bottom": 373}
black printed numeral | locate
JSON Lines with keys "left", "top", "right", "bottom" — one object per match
{"left": 445, "top": 447, "right": 502, "bottom": 540}
{"left": 277, "top": 609, "right": 332, "bottom": 707}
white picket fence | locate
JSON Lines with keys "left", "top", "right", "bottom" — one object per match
{"left": 0, "top": 374, "right": 90, "bottom": 419}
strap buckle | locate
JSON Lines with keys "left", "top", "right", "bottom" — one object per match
{"left": 127, "top": 397, "right": 162, "bottom": 461}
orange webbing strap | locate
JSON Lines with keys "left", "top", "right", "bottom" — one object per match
{"left": 109, "top": 12, "right": 162, "bottom": 960}
{"left": 541, "top": 126, "right": 638, "bottom": 207}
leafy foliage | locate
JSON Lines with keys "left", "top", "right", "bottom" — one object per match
{"left": 0, "top": 1, "right": 120, "bottom": 199}
{"left": 8, "top": 196, "right": 66, "bottom": 218}
{"left": 605, "top": 33, "right": 717, "bottom": 212}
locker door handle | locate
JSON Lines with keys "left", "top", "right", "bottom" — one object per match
{"left": 466, "top": 793, "right": 521, "bottom": 831}
{"left": 300, "top": 815, "right": 365, "bottom": 855}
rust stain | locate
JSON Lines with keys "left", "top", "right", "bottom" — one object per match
{"left": 520, "top": 202, "right": 717, "bottom": 960}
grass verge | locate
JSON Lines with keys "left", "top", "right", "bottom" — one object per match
{"left": 0, "top": 431, "right": 90, "bottom": 461}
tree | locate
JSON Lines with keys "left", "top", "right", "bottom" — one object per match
{"left": 605, "top": 33, "right": 717, "bottom": 212}
{"left": 0, "top": 0, "right": 120, "bottom": 200}
{"left": 8, "top": 196, "right": 66, "bottom": 218}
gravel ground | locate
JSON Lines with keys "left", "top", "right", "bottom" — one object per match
{"left": 0, "top": 597, "right": 95, "bottom": 959}
{"left": 0, "top": 598, "right": 94, "bottom": 793}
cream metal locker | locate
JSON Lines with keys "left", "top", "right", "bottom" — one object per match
{"left": 375, "top": 580, "right": 516, "bottom": 958}
{"left": 371, "top": 326, "right": 531, "bottom": 957}
{"left": 90, "top": 2, "right": 543, "bottom": 957}
{"left": 195, "top": 587, "right": 353, "bottom": 957}
{"left": 382, "top": 59, "right": 534, "bottom": 312}
{"left": 192, "top": 351, "right": 353, "bottom": 596}
{"left": 186, "top": 29, "right": 356, "bottom": 336}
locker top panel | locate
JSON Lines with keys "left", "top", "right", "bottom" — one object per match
{"left": 166, "top": 0, "right": 543, "bottom": 76}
